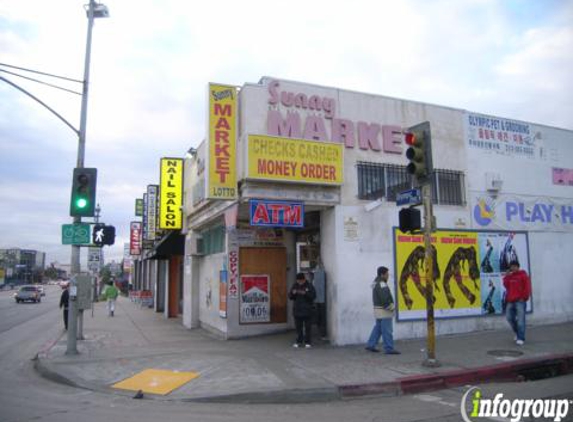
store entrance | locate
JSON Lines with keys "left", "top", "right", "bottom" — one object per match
{"left": 239, "top": 247, "right": 287, "bottom": 323}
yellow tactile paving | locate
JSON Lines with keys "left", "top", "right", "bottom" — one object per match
{"left": 112, "top": 368, "right": 200, "bottom": 395}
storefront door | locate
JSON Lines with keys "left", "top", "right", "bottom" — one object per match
{"left": 239, "top": 247, "right": 287, "bottom": 323}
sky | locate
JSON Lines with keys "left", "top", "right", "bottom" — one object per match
{"left": 0, "top": 0, "right": 572, "bottom": 268}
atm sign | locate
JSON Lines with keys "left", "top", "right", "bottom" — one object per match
{"left": 250, "top": 200, "right": 304, "bottom": 228}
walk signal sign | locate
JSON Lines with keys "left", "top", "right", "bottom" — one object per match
{"left": 93, "top": 224, "right": 115, "bottom": 246}
{"left": 405, "top": 122, "right": 433, "bottom": 185}
{"left": 70, "top": 168, "right": 97, "bottom": 217}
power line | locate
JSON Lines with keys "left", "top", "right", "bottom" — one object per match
{"left": 0, "top": 62, "right": 82, "bottom": 84}
{"left": 0, "top": 68, "right": 82, "bottom": 96}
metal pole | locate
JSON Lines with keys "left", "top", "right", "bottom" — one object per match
{"left": 67, "top": 0, "right": 95, "bottom": 355}
{"left": 422, "top": 183, "right": 440, "bottom": 367}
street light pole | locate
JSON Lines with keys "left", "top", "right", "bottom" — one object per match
{"left": 67, "top": 0, "right": 108, "bottom": 355}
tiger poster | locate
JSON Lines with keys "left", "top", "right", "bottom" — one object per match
{"left": 393, "top": 229, "right": 530, "bottom": 321}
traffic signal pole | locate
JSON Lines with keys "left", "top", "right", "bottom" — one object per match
{"left": 67, "top": 0, "right": 96, "bottom": 355}
{"left": 422, "top": 183, "right": 439, "bottom": 367}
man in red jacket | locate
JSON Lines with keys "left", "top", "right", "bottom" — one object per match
{"left": 503, "top": 260, "right": 531, "bottom": 345}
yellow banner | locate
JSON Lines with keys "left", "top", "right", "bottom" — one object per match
{"left": 159, "top": 158, "right": 183, "bottom": 229}
{"left": 394, "top": 229, "right": 481, "bottom": 320}
{"left": 207, "top": 83, "right": 237, "bottom": 199}
{"left": 247, "top": 135, "right": 343, "bottom": 185}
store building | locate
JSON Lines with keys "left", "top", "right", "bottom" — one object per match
{"left": 180, "top": 77, "right": 573, "bottom": 345}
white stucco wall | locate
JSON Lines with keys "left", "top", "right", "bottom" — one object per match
{"left": 184, "top": 76, "right": 573, "bottom": 345}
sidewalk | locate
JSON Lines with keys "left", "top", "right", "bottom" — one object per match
{"left": 35, "top": 297, "right": 573, "bottom": 403}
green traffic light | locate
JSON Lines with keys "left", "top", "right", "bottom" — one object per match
{"left": 76, "top": 198, "right": 88, "bottom": 209}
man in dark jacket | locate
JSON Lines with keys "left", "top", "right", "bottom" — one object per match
{"left": 365, "top": 266, "right": 400, "bottom": 354}
{"left": 289, "top": 273, "right": 316, "bottom": 348}
{"left": 59, "top": 283, "right": 70, "bottom": 330}
{"left": 503, "top": 260, "right": 531, "bottom": 345}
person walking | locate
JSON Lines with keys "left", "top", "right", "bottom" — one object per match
{"left": 59, "top": 283, "right": 69, "bottom": 330}
{"left": 104, "top": 280, "right": 119, "bottom": 317}
{"left": 289, "top": 272, "right": 316, "bottom": 348}
{"left": 503, "top": 260, "right": 531, "bottom": 345}
{"left": 365, "top": 266, "right": 400, "bottom": 354}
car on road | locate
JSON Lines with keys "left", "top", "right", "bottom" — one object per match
{"left": 37, "top": 285, "right": 45, "bottom": 296}
{"left": 14, "top": 285, "right": 42, "bottom": 303}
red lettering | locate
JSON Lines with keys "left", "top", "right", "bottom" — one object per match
{"left": 253, "top": 204, "right": 270, "bottom": 224}
{"left": 215, "top": 130, "right": 229, "bottom": 143}
{"left": 285, "top": 205, "right": 302, "bottom": 225}
{"left": 215, "top": 143, "right": 230, "bottom": 157}
{"left": 214, "top": 103, "right": 232, "bottom": 116}
{"left": 215, "top": 116, "right": 230, "bottom": 130}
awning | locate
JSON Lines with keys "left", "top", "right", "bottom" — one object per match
{"left": 146, "top": 231, "right": 185, "bottom": 260}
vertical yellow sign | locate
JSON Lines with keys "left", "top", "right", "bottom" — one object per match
{"left": 207, "top": 83, "right": 237, "bottom": 200}
{"left": 159, "top": 158, "right": 183, "bottom": 229}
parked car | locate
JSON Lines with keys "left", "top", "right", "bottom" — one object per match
{"left": 14, "top": 285, "right": 42, "bottom": 303}
{"left": 37, "top": 285, "right": 45, "bottom": 296}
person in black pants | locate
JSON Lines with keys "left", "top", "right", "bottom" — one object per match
{"left": 289, "top": 273, "right": 316, "bottom": 348}
{"left": 59, "top": 284, "right": 70, "bottom": 330}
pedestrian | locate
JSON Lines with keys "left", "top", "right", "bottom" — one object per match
{"left": 104, "top": 280, "right": 119, "bottom": 317}
{"left": 59, "top": 283, "right": 69, "bottom": 330}
{"left": 503, "top": 260, "right": 531, "bottom": 345}
{"left": 365, "top": 266, "right": 400, "bottom": 354}
{"left": 289, "top": 272, "right": 316, "bottom": 348}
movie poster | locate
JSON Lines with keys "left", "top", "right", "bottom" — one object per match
{"left": 394, "top": 229, "right": 531, "bottom": 321}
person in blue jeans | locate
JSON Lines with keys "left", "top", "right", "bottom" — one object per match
{"left": 503, "top": 261, "right": 531, "bottom": 345}
{"left": 365, "top": 266, "right": 400, "bottom": 354}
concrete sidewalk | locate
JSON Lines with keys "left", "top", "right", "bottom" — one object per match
{"left": 35, "top": 297, "right": 573, "bottom": 403}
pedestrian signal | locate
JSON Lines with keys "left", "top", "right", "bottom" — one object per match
{"left": 93, "top": 224, "right": 115, "bottom": 246}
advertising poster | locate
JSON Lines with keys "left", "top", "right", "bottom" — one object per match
{"left": 206, "top": 83, "right": 237, "bottom": 200}
{"left": 239, "top": 274, "right": 270, "bottom": 324}
{"left": 393, "top": 229, "right": 531, "bottom": 321}
{"left": 219, "top": 270, "right": 228, "bottom": 318}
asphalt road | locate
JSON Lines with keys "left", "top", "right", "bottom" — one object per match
{"left": 1, "top": 285, "right": 572, "bottom": 422}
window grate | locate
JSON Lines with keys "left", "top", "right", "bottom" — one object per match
{"left": 357, "top": 162, "right": 466, "bottom": 206}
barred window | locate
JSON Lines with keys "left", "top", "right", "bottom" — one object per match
{"left": 356, "top": 162, "right": 466, "bottom": 206}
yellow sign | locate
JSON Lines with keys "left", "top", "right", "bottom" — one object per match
{"left": 207, "top": 83, "right": 237, "bottom": 199}
{"left": 247, "top": 135, "right": 344, "bottom": 185}
{"left": 159, "top": 158, "right": 183, "bottom": 229}
{"left": 394, "top": 229, "right": 481, "bottom": 320}
{"left": 112, "top": 368, "right": 199, "bottom": 395}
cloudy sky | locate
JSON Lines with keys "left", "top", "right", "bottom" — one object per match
{"left": 1, "top": 0, "right": 572, "bottom": 267}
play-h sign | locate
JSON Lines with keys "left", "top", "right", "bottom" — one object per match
{"left": 249, "top": 199, "right": 304, "bottom": 228}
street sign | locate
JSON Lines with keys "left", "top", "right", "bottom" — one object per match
{"left": 396, "top": 188, "right": 422, "bottom": 207}
{"left": 62, "top": 223, "right": 92, "bottom": 245}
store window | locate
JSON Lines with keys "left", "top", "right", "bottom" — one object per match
{"left": 356, "top": 162, "right": 466, "bottom": 206}
{"left": 200, "top": 225, "right": 225, "bottom": 255}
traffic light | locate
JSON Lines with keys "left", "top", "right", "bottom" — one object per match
{"left": 405, "top": 121, "right": 433, "bottom": 185}
{"left": 70, "top": 168, "right": 97, "bottom": 217}
{"left": 93, "top": 224, "right": 115, "bottom": 246}
{"left": 399, "top": 207, "right": 421, "bottom": 233}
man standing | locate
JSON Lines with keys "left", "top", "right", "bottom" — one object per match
{"left": 104, "top": 280, "right": 119, "bottom": 317}
{"left": 59, "top": 283, "right": 69, "bottom": 330}
{"left": 289, "top": 273, "right": 316, "bottom": 348}
{"left": 366, "top": 266, "right": 400, "bottom": 354}
{"left": 503, "top": 260, "right": 531, "bottom": 345}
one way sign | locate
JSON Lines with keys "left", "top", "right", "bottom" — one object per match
{"left": 93, "top": 224, "right": 116, "bottom": 246}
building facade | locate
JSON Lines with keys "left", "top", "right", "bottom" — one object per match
{"left": 175, "top": 77, "right": 573, "bottom": 345}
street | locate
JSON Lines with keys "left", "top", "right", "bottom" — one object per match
{"left": 1, "top": 285, "right": 572, "bottom": 422}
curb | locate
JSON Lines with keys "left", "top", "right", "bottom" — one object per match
{"left": 339, "top": 353, "right": 573, "bottom": 398}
